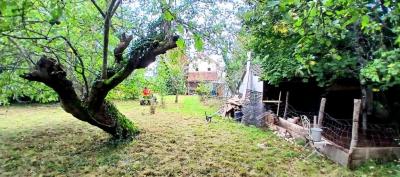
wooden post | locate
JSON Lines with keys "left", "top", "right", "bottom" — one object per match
{"left": 313, "top": 116, "right": 317, "bottom": 128}
{"left": 317, "top": 98, "right": 326, "bottom": 128}
{"left": 283, "top": 91, "right": 289, "bottom": 119}
{"left": 350, "top": 99, "right": 361, "bottom": 150}
{"left": 276, "top": 91, "right": 282, "bottom": 117}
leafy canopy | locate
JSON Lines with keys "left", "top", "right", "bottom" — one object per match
{"left": 242, "top": 0, "right": 400, "bottom": 89}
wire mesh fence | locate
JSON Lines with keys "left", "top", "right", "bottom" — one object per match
{"left": 321, "top": 114, "right": 352, "bottom": 148}
{"left": 265, "top": 101, "right": 400, "bottom": 149}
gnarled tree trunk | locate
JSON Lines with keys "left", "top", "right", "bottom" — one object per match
{"left": 21, "top": 35, "right": 178, "bottom": 139}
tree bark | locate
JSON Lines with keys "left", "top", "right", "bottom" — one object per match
{"left": 175, "top": 91, "right": 178, "bottom": 103}
{"left": 21, "top": 57, "right": 139, "bottom": 139}
{"left": 161, "top": 95, "right": 165, "bottom": 108}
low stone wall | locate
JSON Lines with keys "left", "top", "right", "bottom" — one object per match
{"left": 349, "top": 147, "right": 400, "bottom": 169}
{"left": 318, "top": 141, "right": 350, "bottom": 166}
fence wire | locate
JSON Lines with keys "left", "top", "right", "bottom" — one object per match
{"left": 265, "top": 102, "right": 400, "bottom": 149}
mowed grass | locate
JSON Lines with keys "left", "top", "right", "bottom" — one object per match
{"left": 0, "top": 96, "right": 399, "bottom": 176}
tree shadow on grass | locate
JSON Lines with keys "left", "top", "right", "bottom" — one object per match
{"left": 72, "top": 136, "right": 134, "bottom": 155}
{"left": 0, "top": 123, "right": 138, "bottom": 175}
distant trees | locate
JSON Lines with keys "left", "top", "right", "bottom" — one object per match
{"left": 107, "top": 69, "right": 148, "bottom": 100}
{"left": 154, "top": 49, "right": 187, "bottom": 106}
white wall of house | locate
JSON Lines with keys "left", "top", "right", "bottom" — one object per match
{"left": 188, "top": 60, "right": 217, "bottom": 72}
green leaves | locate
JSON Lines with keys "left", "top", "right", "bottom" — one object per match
{"left": 361, "top": 49, "right": 400, "bottom": 89}
{"left": 361, "top": 15, "right": 369, "bottom": 30}
{"left": 163, "top": 10, "right": 175, "bottom": 21}
{"left": 242, "top": 0, "right": 400, "bottom": 88}
{"left": 195, "top": 82, "right": 211, "bottom": 96}
{"left": 154, "top": 49, "right": 186, "bottom": 96}
{"left": 176, "top": 38, "right": 185, "bottom": 49}
{"left": 49, "top": 1, "right": 64, "bottom": 25}
{"left": 176, "top": 25, "right": 184, "bottom": 34}
{"left": 194, "top": 34, "right": 204, "bottom": 51}
{"left": 294, "top": 19, "right": 302, "bottom": 27}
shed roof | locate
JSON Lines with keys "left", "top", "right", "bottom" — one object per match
{"left": 187, "top": 72, "right": 218, "bottom": 82}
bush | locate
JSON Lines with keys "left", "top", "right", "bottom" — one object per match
{"left": 195, "top": 82, "right": 211, "bottom": 101}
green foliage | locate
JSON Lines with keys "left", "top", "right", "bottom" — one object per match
{"left": 242, "top": 0, "right": 400, "bottom": 88}
{"left": 0, "top": 0, "right": 112, "bottom": 103}
{"left": 195, "top": 82, "right": 211, "bottom": 97}
{"left": 194, "top": 34, "right": 204, "bottom": 51}
{"left": 176, "top": 38, "right": 186, "bottom": 49}
{"left": 107, "top": 69, "right": 147, "bottom": 100}
{"left": 226, "top": 39, "right": 247, "bottom": 92}
{"left": 163, "top": 10, "right": 175, "bottom": 22}
{"left": 0, "top": 71, "right": 58, "bottom": 105}
{"left": 153, "top": 49, "right": 187, "bottom": 96}
{"left": 361, "top": 49, "right": 400, "bottom": 90}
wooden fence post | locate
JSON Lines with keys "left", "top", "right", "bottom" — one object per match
{"left": 313, "top": 116, "right": 317, "bottom": 128}
{"left": 276, "top": 91, "right": 282, "bottom": 117}
{"left": 317, "top": 98, "right": 326, "bottom": 128}
{"left": 350, "top": 99, "right": 361, "bottom": 150}
{"left": 283, "top": 91, "right": 289, "bottom": 119}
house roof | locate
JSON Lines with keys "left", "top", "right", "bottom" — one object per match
{"left": 187, "top": 72, "right": 218, "bottom": 82}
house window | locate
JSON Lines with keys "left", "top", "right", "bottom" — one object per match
{"left": 195, "top": 68, "right": 199, "bottom": 71}
{"left": 207, "top": 67, "right": 211, "bottom": 71}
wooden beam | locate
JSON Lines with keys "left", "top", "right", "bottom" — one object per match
{"left": 317, "top": 98, "right": 326, "bottom": 128}
{"left": 350, "top": 99, "right": 361, "bottom": 150}
{"left": 276, "top": 91, "right": 282, "bottom": 117}
{"left": 283, "top": 91, "right": 289, "bottom": 119}
{"left": 313, "top": 116, "right": 317, "bottom": 128}
{"left": 262, "top": 100, "right": 282, "bottom": 103}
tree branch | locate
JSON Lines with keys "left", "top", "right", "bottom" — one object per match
{"left": 1, "top": 32, "right": 47, "bottom": 40}
{"left": 20, "top": 56, "right": 117, "bottom": 132}
{"left": 110, "top": 0, "right": 122, "bottom": 18}
{"left": 87, "top": 35, "right": 179, "bottom": 110}
{"left": 90, "top": 0, "right": 106, "bottom": 18}
{"left": 48, "top": 36, "right": 90, "bottom": 98}
{"left": 108, "top": 35, "right": 179, "bottom": 88}
{"left": 114, "top": 33, "right": 133, "bottom": 63}
{"left": 7, "top": 37, "right": 35, "bottom": 66}
{"left": 102, "top": 0, "right": 118, "bottom": 79}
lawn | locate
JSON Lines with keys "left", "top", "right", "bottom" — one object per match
{"left": 0, "top": 96, "right": 398, "bottom": 176}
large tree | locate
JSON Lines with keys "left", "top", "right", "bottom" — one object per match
{"left": 0, "top": 0, "right": 180, "bottom": 139}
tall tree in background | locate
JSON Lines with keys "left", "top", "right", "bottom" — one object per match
{"left": 163, "top": 49, "right": 187, "bottom": 103}
{"left": 153, "top": 49, "right": 186, "bottom": 106}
